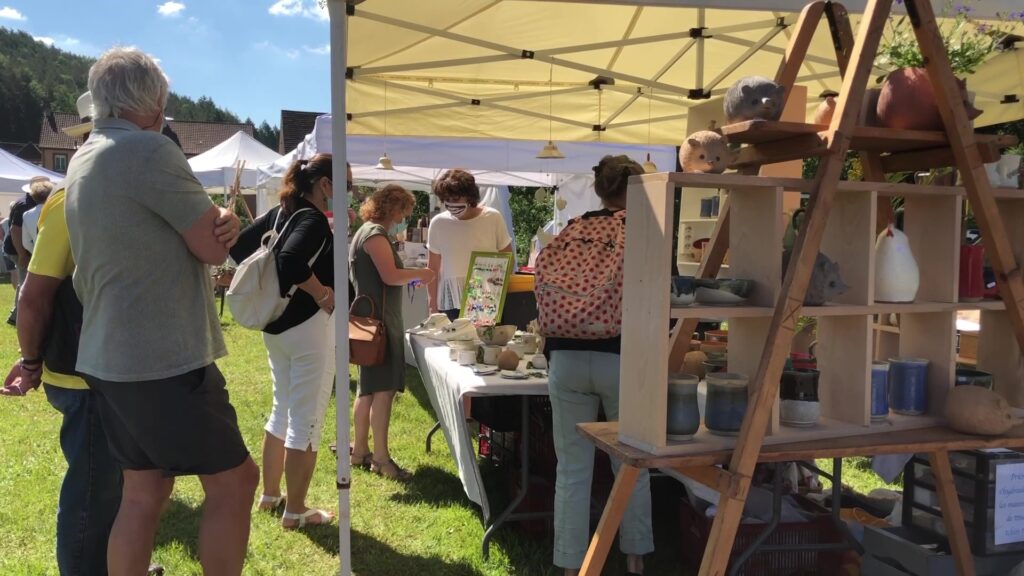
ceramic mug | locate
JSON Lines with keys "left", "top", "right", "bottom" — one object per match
{"left": 479, "top": 345, "right": 502, "bottom": 365}
{"left": 667, "top": 374, "right": 700, "bottom": 441}
{"left": 457, "top": 349, "right": 477, "bottom": 366}
{"left": 705, "top": 373, "right": 749, "bottom": 436}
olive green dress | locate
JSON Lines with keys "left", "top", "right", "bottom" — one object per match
{"left": 350, "top": 223, "right": 406, "bottom": 396}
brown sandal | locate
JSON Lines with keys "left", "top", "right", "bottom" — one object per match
{"left": 371, "top": 458, "right": 412, "bottom": 480}
{"left": 350, "top": 452, "right": 373, "bottom": 469}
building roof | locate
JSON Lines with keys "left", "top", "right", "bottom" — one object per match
{"left": 38, "top": 112, "right": 255, "bottom": 157}
{"left": 279, "top": 110, "right": 323, "bottom": 154}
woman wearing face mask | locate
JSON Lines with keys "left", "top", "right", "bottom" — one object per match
{"left": 350, "top": 184, "right": 435, "bottom": 479}
{"left": 230, "top": 153, "right": 337, "bottom": 528}
{"left": 426, "top": 169, "right": 513, "bottom": 320}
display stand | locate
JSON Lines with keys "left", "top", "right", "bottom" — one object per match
{"left": 579, "top": 1, "right": 1024, "bottom": 575}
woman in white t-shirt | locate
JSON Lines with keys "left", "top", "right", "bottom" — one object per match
{"left": 426, "top": 169, "right": 513, "bottom": 319}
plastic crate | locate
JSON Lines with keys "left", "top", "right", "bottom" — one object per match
{"left": 678, "top": 494, "right": 843, "bottom": 576}
{"left": 903, "top": 450, "right": 1024, "bottom": 555}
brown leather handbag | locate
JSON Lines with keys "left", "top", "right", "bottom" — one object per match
{"left": 349, "top": 293, "right": 387, "bottom": 367}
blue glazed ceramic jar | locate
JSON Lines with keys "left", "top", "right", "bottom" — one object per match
{"left": 888, "top": 358, "right": 929, "bottom": 416}
{"left": 667, "top": 374, "right": 700, "bottom": 441}
{"left": 871, "top": 361, "right": 889, "bottom": 422}
{"left": 705, "top": 373, "right": 749, "bottom": 436}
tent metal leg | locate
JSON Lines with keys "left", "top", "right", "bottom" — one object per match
{"left": 425, "top": 421, "right": 441, "bottom": 453}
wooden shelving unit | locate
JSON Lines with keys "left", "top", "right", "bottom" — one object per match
{"left": 579, "top": 2, "right": 1024, "bottom": 576}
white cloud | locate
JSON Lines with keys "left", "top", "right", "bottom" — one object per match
{"left": 33, "top": 35, "right": 54, "bottom": 46}
{"left": 254, "top": 40, "right": 299, "bottom": 60}
{"left": 0, "top": 6, "right": 26, "bottom": 20}
{"left": 304, "top": 43, "right": 329, "bottom": 55}
{"left": 157, "top": 1, "right": 186, "bottom": 17}
{"left": 268, "top": 0, "right": 327, "bottom": 21}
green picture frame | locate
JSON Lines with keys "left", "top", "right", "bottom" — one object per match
{"left": 459, "top": 251, "right": 514, "bottom": 327}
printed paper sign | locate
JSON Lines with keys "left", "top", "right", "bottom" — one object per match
{"left": 995, "top": 463, "right": 1024, "bottom": 545}
{"left": 459, "top": 251, "right": 514, "bottom": 327}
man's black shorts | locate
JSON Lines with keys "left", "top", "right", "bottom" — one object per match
{"left": 86, "top": 364, "right": 249, "bottom": 476}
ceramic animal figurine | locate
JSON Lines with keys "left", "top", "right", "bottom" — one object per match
{"left": 875, "top": 223, "right": 920, "bottom": 303}
{"left": 877, "top": 69, "right": 982, "bottom": 130}
{"left": 724, "top": 76, "right": 786, "bottom": 124}
{"left": 679, "top": 130, "right": 731, "bottom": 173}
{"left": 812, "top": 91, "right": 838, "bottom": 125}
{"left": 782, "top": 249, "right": 849, "bottom": 305}
{"left": 985, "top": 154, "right": 1022, "bottom": 189}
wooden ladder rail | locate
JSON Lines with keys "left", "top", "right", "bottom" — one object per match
{"left": 667, "top": 0, "right": 845, "bottom": 371}
{"left": 696, "top": 1, "right": 893, "bottom": 574}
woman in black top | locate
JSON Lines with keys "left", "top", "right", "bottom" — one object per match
{"left": 543, "top": 156, "right": 653, "bottom": 575}
{"left": 229, "top": 154, "right": 336, "bottom": 529}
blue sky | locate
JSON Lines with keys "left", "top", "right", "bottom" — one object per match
{"left": 0, "top": 0, "right": 332, "bottom": 127}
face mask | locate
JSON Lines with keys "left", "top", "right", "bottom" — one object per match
{"left": 390, "top": 219, "right": 408, "bottom": 236}
{"left": 445, "top": 202, "right": 468, "bottom": 217}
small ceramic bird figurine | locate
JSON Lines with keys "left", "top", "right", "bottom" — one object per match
{"left": 874, "top": 223, "right": 920, "bottom": 303}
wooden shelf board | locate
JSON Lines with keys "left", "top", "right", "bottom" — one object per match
{"left": 956, "top": 356, "right": 978, "bottom": 366}
{"left": 620, "top": 413, "right": 943, "bottom": 457}
{"left": 718, "top": 120, "right": 1016, "bottom": 152}
{"left": 670, "top": 300, "right": 1004, "bottom": 319}
{"left": 873, "top": 323, "right": 900, "bottom": 334}
{"left": 582, "top": 420, "right": 1024, "bottom": 469}
{"left": 681, "top": 217, "right": 720, "bottom": 223}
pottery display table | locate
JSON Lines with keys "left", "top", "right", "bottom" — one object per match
{"left": 405, "top": 334, "right": 550, "bottom": 558}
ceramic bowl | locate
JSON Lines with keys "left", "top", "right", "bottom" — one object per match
{"left": 506, "top": 341, "right": 536, "bottom": 358}
{"left": 477, "top": 324, "right": 517, "bottom": 346}
{"left": 447, "top": 339, "right": 478, "bottom": 351}
{"left": 694, "top": 278, "right": 754, "bottom": 305}
{"left": 780, "top": 400, "right": 821, "bottom": 427}
{"left": 670, "top": 276, "right": 697, "bottom": 306}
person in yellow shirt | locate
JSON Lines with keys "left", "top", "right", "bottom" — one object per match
{"left": 3, "top": 188, "right": 165, "bottom": 576}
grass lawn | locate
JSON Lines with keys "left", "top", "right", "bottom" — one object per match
{"left": 0, "top": 281, "right": 896, "bottom": 575}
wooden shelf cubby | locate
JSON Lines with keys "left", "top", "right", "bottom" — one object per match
{"left": 621, "top": 170, "right": 1022, "bottom": 456}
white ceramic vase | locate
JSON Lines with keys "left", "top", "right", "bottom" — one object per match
{"left": 875, "top": 223, "right": 919, "bottom": 303}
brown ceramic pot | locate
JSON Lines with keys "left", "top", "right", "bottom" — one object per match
{"left": 877, "top": 68, "right": 982, "bottom": 130}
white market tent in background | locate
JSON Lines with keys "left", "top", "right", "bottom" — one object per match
{"left": 326, "top": 2, "right": 1024, "bottom": 573}
{"left": 187, "top": 131, "right": 282, "bottom": 190}
{"left": 0, "top": 146, "right": 63, "bottom": 210}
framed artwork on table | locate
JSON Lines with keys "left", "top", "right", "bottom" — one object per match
{"left": 459, "top": 251, "right": 514, "bottom": 327}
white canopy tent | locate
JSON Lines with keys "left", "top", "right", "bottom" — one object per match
{"left": 187, "top": 131, "right": 282, "bottom": 190}
{"left": 327, "top": 2, "right": 1024, "bottom": 572}
{"left": 0, "top": 147, "right": 63, "bottom": 211}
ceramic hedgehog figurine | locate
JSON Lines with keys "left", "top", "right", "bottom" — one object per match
{"left": 782, "top": 249, "right": 849, "bottom": 306}
{"left": 724, "top": 76, "right": 786, "bottom": 124}
{"left": 679, "top": 130, "right": 731, "bottom": 173}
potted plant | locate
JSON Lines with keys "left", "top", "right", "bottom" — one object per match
{"left": 874, "top": 1, "right": 1016, "bottom": 130}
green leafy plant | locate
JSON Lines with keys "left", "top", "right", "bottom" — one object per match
{"left": 875, "top": 1, "right": 1018, "bottom": 78}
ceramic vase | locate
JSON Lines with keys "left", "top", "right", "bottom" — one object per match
{"left": 875, "top": 223, "right": 920, "bottom": 303}
{"left": 705, "top": 373, "right": 749, "bottom": 436}
{"left": 667, "top": 374, "right": 701, "bottom": 441}
{"left": 813, "top": 94, "right": 837, "bottom": 126}
{"left": 682, "top": 350, "right": 707, "bottom": 379}
{"left": 889, "top": 357, "right": 929, "bottom": 416}
{"left": 871, "top": 362, "right": 890, "bottom": 422}
{"left": 954, "top": 368, "right": 994, "bottom": 390}
{"left": 959, "top": 245, "right": 985, "bottom": 302}
{"left": 877, "top": 68, "right": 982, "bottom": 130}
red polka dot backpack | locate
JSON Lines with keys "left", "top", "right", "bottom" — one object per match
{"left": 534, "top": 210, "right": 625, "bottom": 339}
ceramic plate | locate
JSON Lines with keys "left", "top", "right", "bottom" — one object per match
{"left": 695, "top": 287, "right": 747, "bottom": 305}
{"left": 500, "top": 370, "right": 528, "bottom": 379}
{"left": 472, "top": 365, "right": 498, "bottom": 376}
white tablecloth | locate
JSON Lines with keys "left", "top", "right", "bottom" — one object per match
{"left": 407, "top": 333, "right": 548, "bottom": 520}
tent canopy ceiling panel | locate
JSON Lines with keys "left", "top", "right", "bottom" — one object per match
{"left": 346, "top": 1, "right": 1024, "bottom": 144}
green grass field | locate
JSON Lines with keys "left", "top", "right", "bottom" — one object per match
{"left": 0, "top": 282, "right": 894, "bottom": 575}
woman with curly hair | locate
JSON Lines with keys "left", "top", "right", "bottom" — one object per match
{"left": 350, "top": 184, "right": 435, "bottom": 480}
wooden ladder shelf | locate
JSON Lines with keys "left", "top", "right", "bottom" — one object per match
{"left": 579, "top": 1, "right": 1024, "bottom": 576}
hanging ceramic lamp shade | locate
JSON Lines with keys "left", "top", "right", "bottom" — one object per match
{"left": 642, "top": 153, "right": 658, "bottom": 173}
{"left": 536, "top": 141, "right": 565, "bottom": 160}
{"left": 375, "top": 153, "right": 394, "bottom": 170}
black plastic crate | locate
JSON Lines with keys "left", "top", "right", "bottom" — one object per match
{"left": 903, "top": 450, "right": 1024, "bottom": 556}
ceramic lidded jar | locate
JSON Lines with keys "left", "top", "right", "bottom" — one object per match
{"left": 667, "top": 374, "right": 701, "bottom": 441}
{"left": 705, "top": 373, "right": 749, "bottom": 436}
{"left": 779, "top": 369, "right": 821, "bottom": 427}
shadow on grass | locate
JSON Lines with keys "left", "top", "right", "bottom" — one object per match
{"left": 389, "top": 464, "right": 480, "bottom": 511}
{"left": 350, "top": 529, "right": 485, "bottom": 576}
{"left": 403, "top": 365, "right": 439, "bottom": 418}
{"left": 154, "top": 497, "right": 202, "bottom": 559}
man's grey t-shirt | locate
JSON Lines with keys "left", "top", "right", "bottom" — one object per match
{"left": 65, "top": 118, "right": 226, "bottom": 382}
